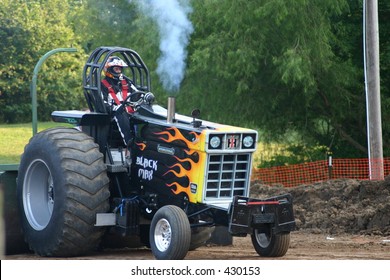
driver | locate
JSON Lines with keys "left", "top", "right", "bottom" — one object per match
{"left": 101, "top": 56, "right": 138, "bottom": 148}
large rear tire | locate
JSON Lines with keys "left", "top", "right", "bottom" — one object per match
{"left": 251, "top": 228, "right": 290, "bottom": 257}
{"left": 17, "top": 127, "right": 110, "bottom": 257}
{"left": 150, "top": 205, "right": 191, "bottom": 260}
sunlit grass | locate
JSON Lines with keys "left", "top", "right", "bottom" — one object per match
{"left": 0, "top": 122, "right": 70, "bottom": 164}
{"left": 253, "top": 142, "right": 286, "bottom": 165}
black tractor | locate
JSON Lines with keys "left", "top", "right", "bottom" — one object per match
{"left": 17, "top": 47, "right": 295, "bottom": 259}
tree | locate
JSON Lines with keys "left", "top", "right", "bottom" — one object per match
{"left": 177, "top": 0, "right": 389, "bottom": 159}
{"left": 1, "top": 0, "right": 389, "bottom": 162}
{"left": 0, "top": 0, "right": 86, "bottom": 123}
{"left": 76, "top": 0, "right": 169, "bottom": 103}
{"left": 77, "top": 0, "right": 390, "bottom": 159}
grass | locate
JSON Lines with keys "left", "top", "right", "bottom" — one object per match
{"left": 253, "top": 142, "right": 286, "bottom": 165}
{"left": 0, "top": 122, "right": 69, "bottom": 164}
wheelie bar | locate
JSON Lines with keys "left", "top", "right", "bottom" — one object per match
{"left": 228, "top": 194, "right": 295, "bottom": 235}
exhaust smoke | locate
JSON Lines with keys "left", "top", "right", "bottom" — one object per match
{"left": 134, "top": 0, "right": 194, "bottom": 94}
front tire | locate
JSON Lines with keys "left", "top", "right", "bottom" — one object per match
{"left": 17, "top": 127, "right": 110, "bottom": 257}
{"left": 150, "top": 205, "right": 191, "bottom": 260}
{"left": 251, "top": 228, "right": 290, "bottom": 257}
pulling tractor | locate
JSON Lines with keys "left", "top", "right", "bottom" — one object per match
{"left": 6, "top": 47, "right": 295, "bottom": 259}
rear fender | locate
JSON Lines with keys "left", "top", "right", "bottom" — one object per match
{"left": 51, "top": 110, "right": 110, "bottom": 126}
{"left": 51, "top": 110, "right": 111, "bottom": 153}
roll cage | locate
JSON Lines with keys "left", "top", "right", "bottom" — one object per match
{"left": 82, "top": 46, "right": 151, "bottom": 113}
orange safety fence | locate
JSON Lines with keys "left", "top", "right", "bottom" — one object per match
{"left": 251, "top": 158, "right": 390, "bottom": 188}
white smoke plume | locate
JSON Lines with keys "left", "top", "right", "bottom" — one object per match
{"left": 134, "top": 0, "right": 194, "bottom": 94}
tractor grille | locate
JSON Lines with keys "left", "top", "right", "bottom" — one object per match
{"left": 204, "top": 153, "right": 252, "bottom": 200}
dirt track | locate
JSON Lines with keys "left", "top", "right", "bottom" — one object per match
{"left": 4, "top": 178, "right": 390, "bottom": 260}
{"left": 191, "top": 231, "right": 390, "bottom": 260}
{"left": 4, "top": 231, "right": 389, "bottom": 260}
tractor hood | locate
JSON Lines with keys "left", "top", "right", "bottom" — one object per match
{"left": 136, "top": 104, "right": 257, "bottom": 136}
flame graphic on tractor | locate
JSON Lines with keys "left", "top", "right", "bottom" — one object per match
{"left": 155, "top": 127, "right": 200, "bottom": 149}
{"left": 136, "top": 142, "right": 146, "bottom": 151}
{"left": 154, "top": 127, "right": 204, "bottom": 201}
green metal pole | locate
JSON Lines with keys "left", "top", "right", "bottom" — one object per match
{"left": 31, "top": 48, "right": 77, "bottom": 135}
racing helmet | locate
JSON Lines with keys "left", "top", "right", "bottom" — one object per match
{"left": 104, "top": 56, "right": 128, "bottom": 79}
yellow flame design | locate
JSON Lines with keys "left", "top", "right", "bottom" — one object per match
{"left": 153, "top": 127, "right": 203, "bottom": 201}
{"left": 155, "top": 127, "right": 199, "bottom": 149}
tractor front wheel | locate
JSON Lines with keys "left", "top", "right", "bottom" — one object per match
{"left": 150, "top": 205, "right": 191, "bottom": 260}
{"left": 251, "top": 228, "right": 290, "bottom": 257}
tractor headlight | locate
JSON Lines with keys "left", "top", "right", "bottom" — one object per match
{"left": 242, "top": 135, "right": 254, "bottom": 148}
{"left": 209, "top": 136, "right": 221, "bottom": 149}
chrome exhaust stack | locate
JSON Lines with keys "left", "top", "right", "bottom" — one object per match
{"left": 167, "top": 96, "right": 176, "bottom": 123}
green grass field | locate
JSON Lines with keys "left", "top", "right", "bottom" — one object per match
{"left": 0, "top": 122, "right": 69, "bottom": 164}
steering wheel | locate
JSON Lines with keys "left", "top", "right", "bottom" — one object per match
{"left": 123, "top": 90, "right": 155, "bottom": 110}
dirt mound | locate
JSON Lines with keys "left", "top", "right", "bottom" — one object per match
{"left": 250, "top": 177, "right": 390, "bottom": 236}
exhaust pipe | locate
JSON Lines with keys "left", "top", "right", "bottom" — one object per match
{"left": 167, "top": 96, "right": 176, "bottom": 123}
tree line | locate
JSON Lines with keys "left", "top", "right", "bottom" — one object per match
{"left": 0, "top": 0, "right": 389, "bottom": 162}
